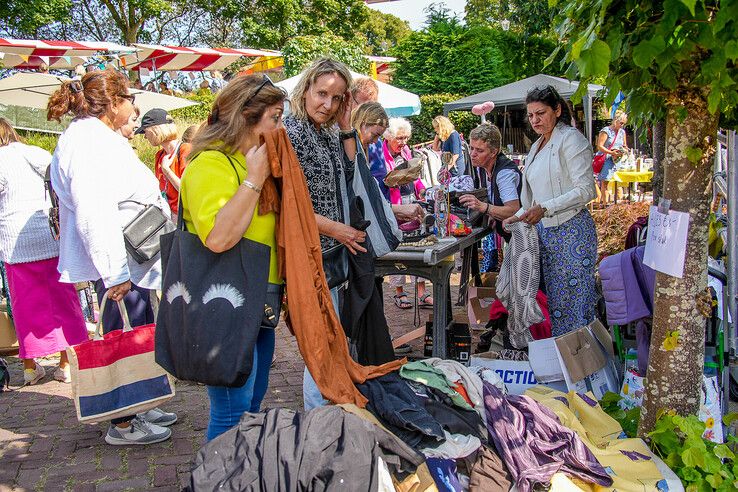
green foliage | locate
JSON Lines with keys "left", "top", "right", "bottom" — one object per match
{"left": 169, "top": 91, "right": 216, "bottom": 124}
{"left": 464, "top": 0, "right": 554, "bottom": 38}
{"left": 598, "top": 392, "right": 641, "bottom": 438}
{"left": 408, "top": 94, "right": 479, "bottom": 145}
{"left": 282, "top": 35, "right": 370, "bottom": 77}
{"left": 0, "top": 0, "right": 71, "bottom": 37}
{"left": 19, "top": 131, "right": 59, "bottom": 155}
{"left": 648, "top": 414, "right": 738, "bottom": 491}
{"left": 391, "top": 14, "right": 563, "bottom": 96}
{"left": 362, "top": 9, "right": 412, "bottom": 56}
{"left": 551, "top": 0, "right": 738, "bottom": 124}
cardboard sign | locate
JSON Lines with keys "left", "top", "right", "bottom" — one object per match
{"left": 643, "top": 205, "right": 690, "bottom": 278}
{"left": 470, "top": 352, "right": 567, "bottom": 395}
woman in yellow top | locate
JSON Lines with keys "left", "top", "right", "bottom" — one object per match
{"left": 179, "top": 74, "right": 287, "bottom": 440}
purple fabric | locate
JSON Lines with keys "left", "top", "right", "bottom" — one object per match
{"left": 482, "top": 382, "right": 612, "bottom": 492}
{"left": 598, "top": 246, "right": 655, "bottom": 326}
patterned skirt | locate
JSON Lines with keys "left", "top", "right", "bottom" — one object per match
{"left": 537, "top": 209, "right": 598, "bottom": 336}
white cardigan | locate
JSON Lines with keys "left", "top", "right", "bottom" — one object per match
{"left": 50, "top": 117, "right": 170, "bottom": 289}
{"left": 518, "top": 122, "right": 596, "bottom": 228}
{"left": 0, "top": 142, "right": 58, "bottom": 264}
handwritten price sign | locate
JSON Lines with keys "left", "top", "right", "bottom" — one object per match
{"left": 643, "top": 205, "right": 690, "bottom": 278}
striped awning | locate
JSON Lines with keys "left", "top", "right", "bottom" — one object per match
{"left": 121, "top": 44, "right": 281, "bottom": 72}
{"left": 0, "top": 38, "right": 132, "bottom": 69}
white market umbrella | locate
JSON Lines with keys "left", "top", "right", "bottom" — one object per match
{"left": 0, "top": 72, "right": 198, "bottom": 117}
{"left": 276, "top": 70, "right": 421, "bottom": 117}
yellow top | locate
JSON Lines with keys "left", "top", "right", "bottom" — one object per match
{"left": 180, "top": 149, "right": 280, "bottom": 284}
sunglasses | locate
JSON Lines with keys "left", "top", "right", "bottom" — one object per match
{"left": 119, "top": 93, "right": 136, "bottom": 104}
{"left": 242, "top": 75, "right": 276, "bottom": 109}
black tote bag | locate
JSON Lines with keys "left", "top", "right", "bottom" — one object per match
{"left": 155, "top": 156, "right": 271, "bottom": 388}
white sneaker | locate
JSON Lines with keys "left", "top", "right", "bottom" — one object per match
{"left": 53, "top": 365, "right": 71, "bottom": 383}
{"left": 23, "top": 362, "right": 45, "bottom": 385}
{"left": 104, "top": 417, "right": 172, "bottom": 445}
{"left": 137, "top": 407, "right": 177, "bottom": 427}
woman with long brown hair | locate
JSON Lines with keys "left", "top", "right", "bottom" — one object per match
{"left": 180, "top": 74, "right": 287, "bottom": 440}
{"left": 0, "top": 118, "right": 88, "bottom": 385}
{"left": 48, "top": 68, "right": 175, "bottom": 445}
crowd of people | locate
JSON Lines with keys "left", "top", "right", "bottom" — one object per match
{"left": 0, "top": 57, "right": 604, "bottom": 448}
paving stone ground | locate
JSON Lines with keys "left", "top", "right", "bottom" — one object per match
{"left": 0, "top": 277, "right": 468, "bottom": 491}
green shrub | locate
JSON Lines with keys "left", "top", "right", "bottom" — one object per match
{"left": 282, "top": 35, "right": 370, "bottom": 77}
{"left": 169, "top": 91, "right": 215, "bottom": 125}
{"left": 408, "top": 94, "right": 480, "bottom": 145}
{"left": 20, "top": 131, "right": 59, "bottom": 154}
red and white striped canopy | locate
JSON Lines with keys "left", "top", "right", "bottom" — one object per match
{"left": 0, "top": 38, "right": 132, "bottom": 69}
{"left": 121, "top": 44, "right": 281, "bottom": 72}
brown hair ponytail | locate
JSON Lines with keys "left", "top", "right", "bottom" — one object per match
{"left": 47, "top": 68, "right": 129, "bottom": 122}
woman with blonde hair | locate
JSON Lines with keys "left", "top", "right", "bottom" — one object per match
{"left": 136, "top": 108, "right": 191, "bottom": 219}
{"left": 595, "top": 110, "right": 629, "bottom": 204}
{"left": 48, "top": 68, "right": 175, "bottom": 446}
{"left": 181, "top": 74, "right": 287, "bottom": 440}
{"left": 0, "top": 118, "right": 88, "bottom": 385}
{"left": 432, "top": 115, "right": 466, "bottom": 176}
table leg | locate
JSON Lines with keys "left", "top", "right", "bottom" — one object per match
{"left": 431, "top": 261, "right": 455, "bottom": 359}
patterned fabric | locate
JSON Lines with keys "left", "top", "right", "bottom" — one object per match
{"left": 537, "top": 209, "right": 598, "bottom": 336}
{"left": 284, "top": 115, "right": 344, "bottom": 249}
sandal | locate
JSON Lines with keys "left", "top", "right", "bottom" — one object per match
{"left": 418, "top": 293, "right": 434, "bottom": 309}
{"left": 393, "top": 293, "right": 412, "bottom": 309}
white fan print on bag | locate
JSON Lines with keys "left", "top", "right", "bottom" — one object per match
{"left": 165, "top": 281, "right": 192, "bottom": 304}
{"left": 202, "top": 283, "right": 245, "bottom": 309}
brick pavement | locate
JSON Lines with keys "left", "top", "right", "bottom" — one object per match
{"left": 0, "top": 278, "right": 467, "bottom": 491}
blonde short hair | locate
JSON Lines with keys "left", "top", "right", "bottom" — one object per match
{"left": 613, "top": 110, "right": 628, "bottom": 124}
{"left": 432, "top": 115, "right": 455, "bottom": 141}
{"left": 145, "top": 123, "right": 178, "bottom": 146}
{"left": 290, "top": 58, "right": 352, "bottom": 128}
{"left": 0, "top": 118, "right": 21, "bottom": 147}
{"left": 351, "top": 77, "right": 379, "bottom": 103}
{"left": 351, "top": 102, "right": 388, "bottom": 130}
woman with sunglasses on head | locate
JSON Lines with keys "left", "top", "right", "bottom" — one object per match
{"left": 47, "top": 68, "right": 176, "bottom": 446}
{"left": 179, "top": 74, "right": 287, "bottom": 440}
{"left": 502, "top": 85, "right": 597, "bottom": 337}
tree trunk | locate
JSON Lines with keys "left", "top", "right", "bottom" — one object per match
{"left": 637, "top": 92, "right": 718, "bottom": 436}
{"left": 651, "top": 120, "right": 666, "bottom": 202}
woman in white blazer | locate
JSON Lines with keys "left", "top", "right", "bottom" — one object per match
{"left": 503, "top": 86, "right": 598, "bottom": 336}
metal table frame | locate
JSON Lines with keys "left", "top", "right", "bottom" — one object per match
{"left": 375, "top": 228, "right": 492, "bottom": 358}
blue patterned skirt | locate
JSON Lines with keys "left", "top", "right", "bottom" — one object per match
{"left": 537, "top": 209, "right": 598, "bottom": 336}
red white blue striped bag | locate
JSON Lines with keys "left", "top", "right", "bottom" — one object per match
{"left": 66, "top": 295, "right": 175, "bottom": 423}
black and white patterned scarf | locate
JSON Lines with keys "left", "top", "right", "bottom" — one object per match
{"left": 284, "top": 115, "right": 345, "bottom": 249}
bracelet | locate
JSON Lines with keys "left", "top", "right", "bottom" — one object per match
{"left": 339, "top": 129, "right": 356, "bottom": 141}
{"left": 485, "top": 203, "right": 491, "bottom": 215}
{"left": 241, "top": 179, "right": 262, "bottom": 194}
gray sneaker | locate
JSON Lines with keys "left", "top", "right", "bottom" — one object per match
{"left": 104, "top": 417, "right": 171, "bottom": 445}
{"left": 138, "top": 407, "right": 177, "bottom": 427}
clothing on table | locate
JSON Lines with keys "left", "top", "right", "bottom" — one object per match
{"left": 495, "top": 222, "right": 544, "bottom": 348}
{"left": 50, "top": 117, "right": 170, "bottom": 290}
{"left": 357, "top": 372, "right": 446, "bottom": 449}
{"left": 400, "top": 360, "right": 473, "bottom": 411}
{"left": 485, "top": 152, "right": 522, "bottom": 242}
{"left": 179, "top": 149, "right": 281, "bottom": 284}
{"left": 482, "top": 382, "right": 612, "bottom": 492}
{"left": 441, "top": 131, "right": 466, "bottom": 177}
{"left": 262, "top": 128, "right": 402, "bottom": 407}
{"left": 538, "top": 209, "right": 598, "bottom": 336}
{"left": 517, "top": 122, "right": 596, "bottom": 229}
{"left": 422, "top": 431, "right": 482, "bottom": 459}
{"left": 422, "top": 357, "right": 486, "bottom": 417}
{"left": 409, "top": 379, "right": 488, "bottom": 442}
{"left": 154, "top": 142, "right": 191, "bottom": 215}
{"left": 283, "top": 114, "right": 345, "bottom": 250}
{"left": 0, "top": 142, "right": 58, "bottom": 264}
{"left": 526, "top": 386, "right": 666, "bottom": 492}
{"left": 188, "top": 406, "right": 426, "bottom": 492}
{"left": 94, "top": 279, "right": 154, "bottom": 332}
{"left": 426, "top": 458, "right": 464, "bottom": 492}
{"left": 469, "top": 445, "right": 513, "bottom": 492}
{"left": 206, "top": 326, "right": 275, "bottom": 440}
{"left": 5, "top": 257, "right": 87, "bottom": 359}
{"left": 488, "top": 290, "right": 552, "bottom": 341}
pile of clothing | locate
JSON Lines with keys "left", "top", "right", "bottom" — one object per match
{"left": 188, "top": 357, "right": 671, "bottom": 492}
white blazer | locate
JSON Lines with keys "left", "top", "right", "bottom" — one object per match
{"left": 518, "top": 122, "right": 596, "bottom": 228}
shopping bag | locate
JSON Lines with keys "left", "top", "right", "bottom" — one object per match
{"left": 66, "top": 295, "right": 175, "bottom": 423}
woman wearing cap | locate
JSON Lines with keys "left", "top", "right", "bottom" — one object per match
{"left": 137, "top": 109, "right": 191, "bottom": 220}
{"left": 47, "top": 68, "right": 176, "bottom": 446}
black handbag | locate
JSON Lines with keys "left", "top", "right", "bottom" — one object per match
{"left": 322, "top": 243, "right": 349, "bottom": 289}
{"left": 122, "top": 202, "right": 176, "bottom": 264}
{"left": 154, "top": 154, "right": 272, "bottom": 388}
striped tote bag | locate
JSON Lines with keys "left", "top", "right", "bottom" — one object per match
{"left": 66, "top": 295, "right": 175, "bottom": 423}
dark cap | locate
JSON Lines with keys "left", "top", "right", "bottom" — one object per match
{"left": 135, "top": 108, "right": 173, "bottom": 134}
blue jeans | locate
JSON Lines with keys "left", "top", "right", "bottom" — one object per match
{"left": 206, "top": 327, "right": 275, "bottom": 440}
{"left": 302, "top": 286, "right": 341, "bottom": 410}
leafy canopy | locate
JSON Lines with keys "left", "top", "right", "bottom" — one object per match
{"left": 550, "top": 0, "right": 738, "bottom": 123}
{"left": 282, "top": 35, "right": 370, "bottom": 77}
{"left": 464, "top": 0, "right": 554, "bottom": 38}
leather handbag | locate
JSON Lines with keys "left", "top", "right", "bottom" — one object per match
{"left": 322, "top": 243, "right": 349, "bottom": 289}
{"left": 122, "top": 202, "right": 176, "bottom": 264}
{"left": 592, "top": 128, "right": 620, "bottom": 174}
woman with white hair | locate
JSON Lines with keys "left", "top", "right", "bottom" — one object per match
{"left": 382, "top": 117, "right": 432, "bottom": 309}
